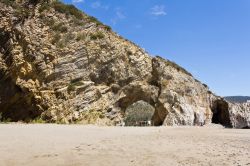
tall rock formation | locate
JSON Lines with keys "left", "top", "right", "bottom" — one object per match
{"left": 0, "top": 0, "right": 249, "bottom": 128}
{"left": 228, "top": 103, "right": 250, "bottom": 128}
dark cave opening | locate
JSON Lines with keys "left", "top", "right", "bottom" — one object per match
{"left": 0, "top": 77, "right": 42, "bottom": 122}
{"left": 212, "top": 99, "right": 232, "bottom": 127}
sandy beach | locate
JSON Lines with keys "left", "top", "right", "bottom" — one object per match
{"left": 0, "top": 124, "right": 249, "bottom": 166}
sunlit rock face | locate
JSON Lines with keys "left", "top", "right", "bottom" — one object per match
{"left": 229, "top": 103, "right": 250, "bottom": 129}
{"left": 0, "top": 0, "right": 249, "bottom": 128}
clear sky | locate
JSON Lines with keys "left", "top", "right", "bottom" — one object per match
{"left": 63, "top": 0, "right": 250, "bottom": 96}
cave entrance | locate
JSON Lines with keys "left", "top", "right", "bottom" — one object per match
{"left": 116, "top": 85, "right": 159, "bottom": 126}
{"left": 212, "top": 99, "right": 232, "bottom": 127}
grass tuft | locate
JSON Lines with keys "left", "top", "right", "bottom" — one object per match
{"left": 90, "top": 31, "right": 105, "bottom": 40}
{"left": 52, "top": 1, "right": 84, "bottom": 19}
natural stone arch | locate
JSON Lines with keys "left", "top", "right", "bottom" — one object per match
{"left": 114, "top": 82, "right": 159, "bottom": 126}
{"left": 117, "top": 82, "right": 159, "bottom": 111}
{"left": 124, "top": 100, "right": 155, "bottom": 126}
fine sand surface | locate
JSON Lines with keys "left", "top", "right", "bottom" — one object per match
{"left": 0, "top": 124, "right": 249, "bottom": 166}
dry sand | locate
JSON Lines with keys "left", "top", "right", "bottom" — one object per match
{"left": 0, "top": 124, "right": 249, "bottom": 166}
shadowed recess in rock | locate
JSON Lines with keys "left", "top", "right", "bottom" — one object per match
{"left": 212, "top": 99, "right": 232, "bottom": 127}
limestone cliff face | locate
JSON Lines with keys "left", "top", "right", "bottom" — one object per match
{"left": 228, "top": 103, "right": 250, "bottom": 128}
{"left": 0, "top": 1, "right": 249, "bottom": 128}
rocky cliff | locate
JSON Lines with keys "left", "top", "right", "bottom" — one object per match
{"left": 0, "top": 0, "right": 249, "bottom": 128}
{"left": 228, "top": 103, "right": 250, "bottom": 128}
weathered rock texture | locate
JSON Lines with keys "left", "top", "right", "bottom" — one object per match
{"left": 228, "top": 103, "right": 250, "bottom": 129}
{"left": 0, "top": 0, "right": 249, "bottom": 128}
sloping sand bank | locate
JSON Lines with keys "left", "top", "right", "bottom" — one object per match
{"left": 0, "top": 124, "right": 249, "bottom": 166}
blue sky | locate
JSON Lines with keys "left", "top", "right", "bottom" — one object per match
{"left": 63, "top": 0, "right": 250, "bottom": 96}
